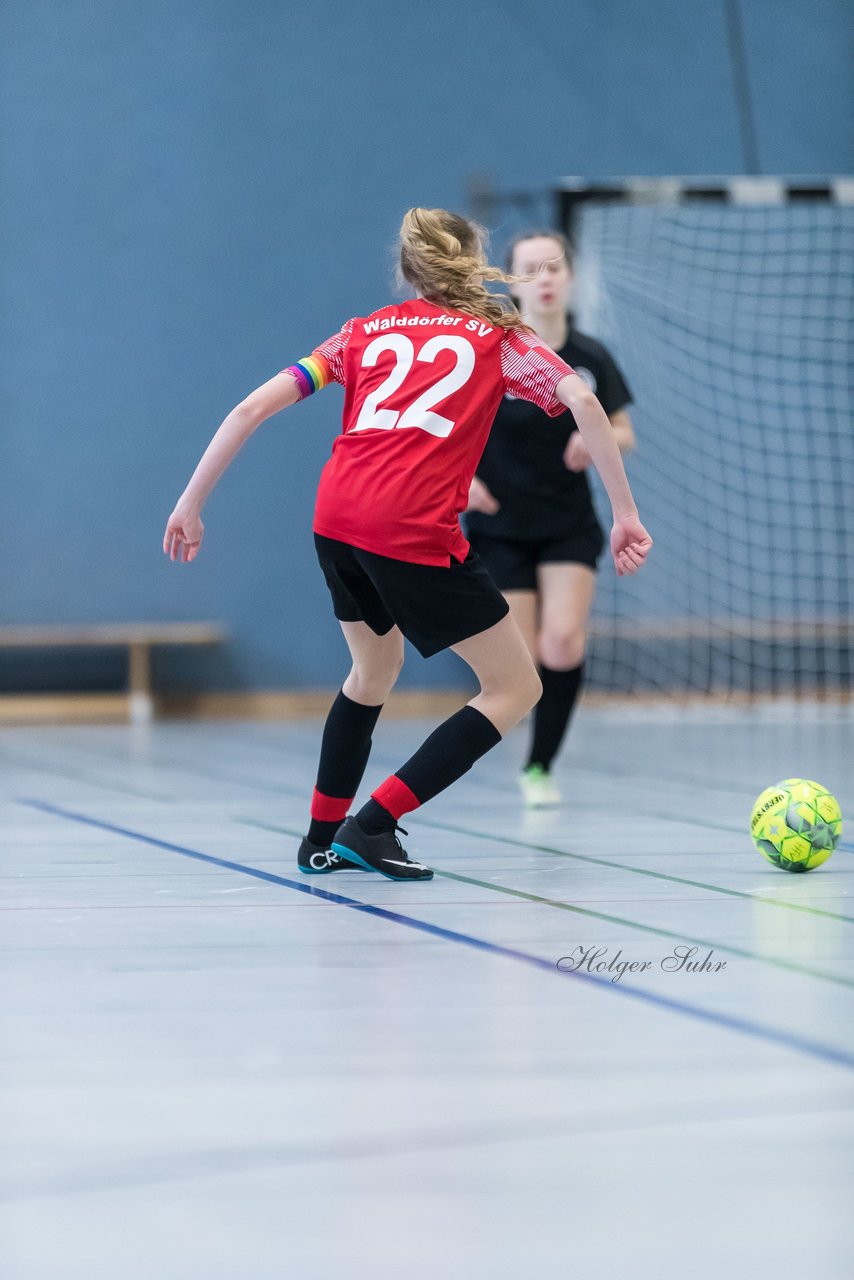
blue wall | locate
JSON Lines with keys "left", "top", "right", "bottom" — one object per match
{"left": 2, "top": 0, "right": 852, "bottom": 693}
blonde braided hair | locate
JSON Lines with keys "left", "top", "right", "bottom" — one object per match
{"left": 398, "top": 207, "right": 529, "bottom": 331}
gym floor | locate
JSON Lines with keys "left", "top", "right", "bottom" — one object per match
{"left": 2, "top": 705, "right": 852, "bottom": 1279}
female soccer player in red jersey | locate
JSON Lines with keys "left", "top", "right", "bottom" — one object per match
{"left": 466, "top": 230, "right": 637, "bottom": 808}
{"left": 163, "top": 209, "right": 652, "bottom": 881}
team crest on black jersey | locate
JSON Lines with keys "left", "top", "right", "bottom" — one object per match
{"left": 573, "top": 366, "right": 597, "bottom": 392}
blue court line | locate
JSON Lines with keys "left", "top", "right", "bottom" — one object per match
{"left": 17, "top": 797, "right": 854, "bottom": 1073}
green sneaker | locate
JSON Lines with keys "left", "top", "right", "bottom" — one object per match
{"left": 519, "top": 764, "right": 561, "bottom": 809}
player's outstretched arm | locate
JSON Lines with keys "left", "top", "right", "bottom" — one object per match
{"left": 607, "top": 408, "right": 636, "bottom": 454}
{"left": 556, "top": 373, "right": 652, "bottom": 576}
{"left": 564, "top": 408, "right": 635, "bottom": 472}
{"left": 163, "top": 371, "right": 302, "bottom": 563}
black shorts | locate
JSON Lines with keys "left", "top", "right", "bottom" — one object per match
{"left": 314, "top": 534, "right": 510, "bottom": 659}
{"left": 467, "top": 523, "right": 605, "bottom": 591}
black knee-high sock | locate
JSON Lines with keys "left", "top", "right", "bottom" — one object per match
{"left": 308, "top": 690, "right": 383, "bottom": 844}
{"left": 356, "top": 706, "right": 502, "bottom": 834}
{"left": 526, "top": 663, "right": 583, "bottom": 772}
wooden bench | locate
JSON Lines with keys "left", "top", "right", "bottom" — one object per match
{"left": 586, "top": 617, "right": 853, "bottom": 642}
{"left": 0, "top": 623, "right": 226, "bottom": 725}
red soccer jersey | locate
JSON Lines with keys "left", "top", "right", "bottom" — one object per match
{"left": 302, "top": 298, "right": 574, "bottom": 566}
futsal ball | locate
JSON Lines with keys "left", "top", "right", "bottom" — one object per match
{"left": 750, "top": 778, "right": 842, "bottom": 872}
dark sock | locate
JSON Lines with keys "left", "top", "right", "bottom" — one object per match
{"left": 356, "top": 705, "right": 502, "bottom": 829}
{"left": 355, "top": 797, "right": 397, "bottom": 835}
{"left": 308, "top": 690, "right": 383, "bottom": 845}
{"left": 526, "top": 663, "right": 583, "bottom": 772}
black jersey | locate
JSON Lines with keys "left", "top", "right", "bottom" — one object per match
{"left": 466, "top": 319, "right": 631, "bottom": 542}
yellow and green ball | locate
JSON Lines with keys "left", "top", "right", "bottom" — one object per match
{"left": 750, "top": 778, "right": 842, "bottom": 872}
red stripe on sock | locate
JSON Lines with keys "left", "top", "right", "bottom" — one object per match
{"left": 371, "top": 775, "right": 421, "bottom": 820}
{"left": 310, "top": 788, "right": 353, "bottom": 823}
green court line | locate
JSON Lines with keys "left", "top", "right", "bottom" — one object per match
{"left": 450, "top": 755, "right": 849, "bottom": 840}
{"left": 235, "top": 816, "right": 854, "bottom": 990}
{"left": 338, "top": 743, "right": 854, "bottom": 853}
{"left": 11, "top": 739, "right": 853, "bottom": 928}
{"left": 9, "top": 744, "right": 854, "bottom": 986}
{"left": 412, "top": 814, "right": 854, "bottom": 926}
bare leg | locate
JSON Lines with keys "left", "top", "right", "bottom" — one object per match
{"left": 339, "top": 620, "right": 405, "bottom": 702}
{"left": 523, "top": 562, "right": 597, "bottom": 784}
{"left": 503, "top": 589, "right": 538, "bottom": 663}
{"left": 536, "top": 563, "right": 596, "bottom": 670}
{"left": 451, "top": 611, "right": 543, "bottom": 736}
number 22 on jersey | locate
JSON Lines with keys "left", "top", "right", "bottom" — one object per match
{"left": 352, "top": 334, "right": 476, "bottom": 438}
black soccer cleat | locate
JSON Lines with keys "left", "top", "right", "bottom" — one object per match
{"left": 297, "top": 836, "right": 370, "bottom": 875}
{"left": 331, "top": 816, "right": 434, "bottom": 881}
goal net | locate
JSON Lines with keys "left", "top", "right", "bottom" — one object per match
{"left": 558, "top": 177, "right": 854, "bottom": 699}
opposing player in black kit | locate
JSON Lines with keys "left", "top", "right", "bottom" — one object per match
{"left": 466, "top": 231, "right": 636, "bottom": 808}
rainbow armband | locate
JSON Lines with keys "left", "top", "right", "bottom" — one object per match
{"left": 285, "top": 355, "right": 331, "bottom": 399}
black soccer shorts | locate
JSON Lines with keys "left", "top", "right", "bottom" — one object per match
{"left": 314, "top": 534, "right": 509, "bottom": 659}
{"left": 466, "top": 521, "right": 605, "bottom": 591}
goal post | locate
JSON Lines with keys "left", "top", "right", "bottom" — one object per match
{"left": 554, "top": 176, "right": 854, "bottom": 699}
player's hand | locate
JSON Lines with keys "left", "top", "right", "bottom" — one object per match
{"left": 564, "top": 433, "right": 592, "bottom": 472}
{"left": 610, "top": 514, "right": 652, "bottom": 576}
{"left": 163, "top": 506, "right": 204, "bottom": 563}
{"left": 466, "top": 476, "right": 500, "bottom": 515}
